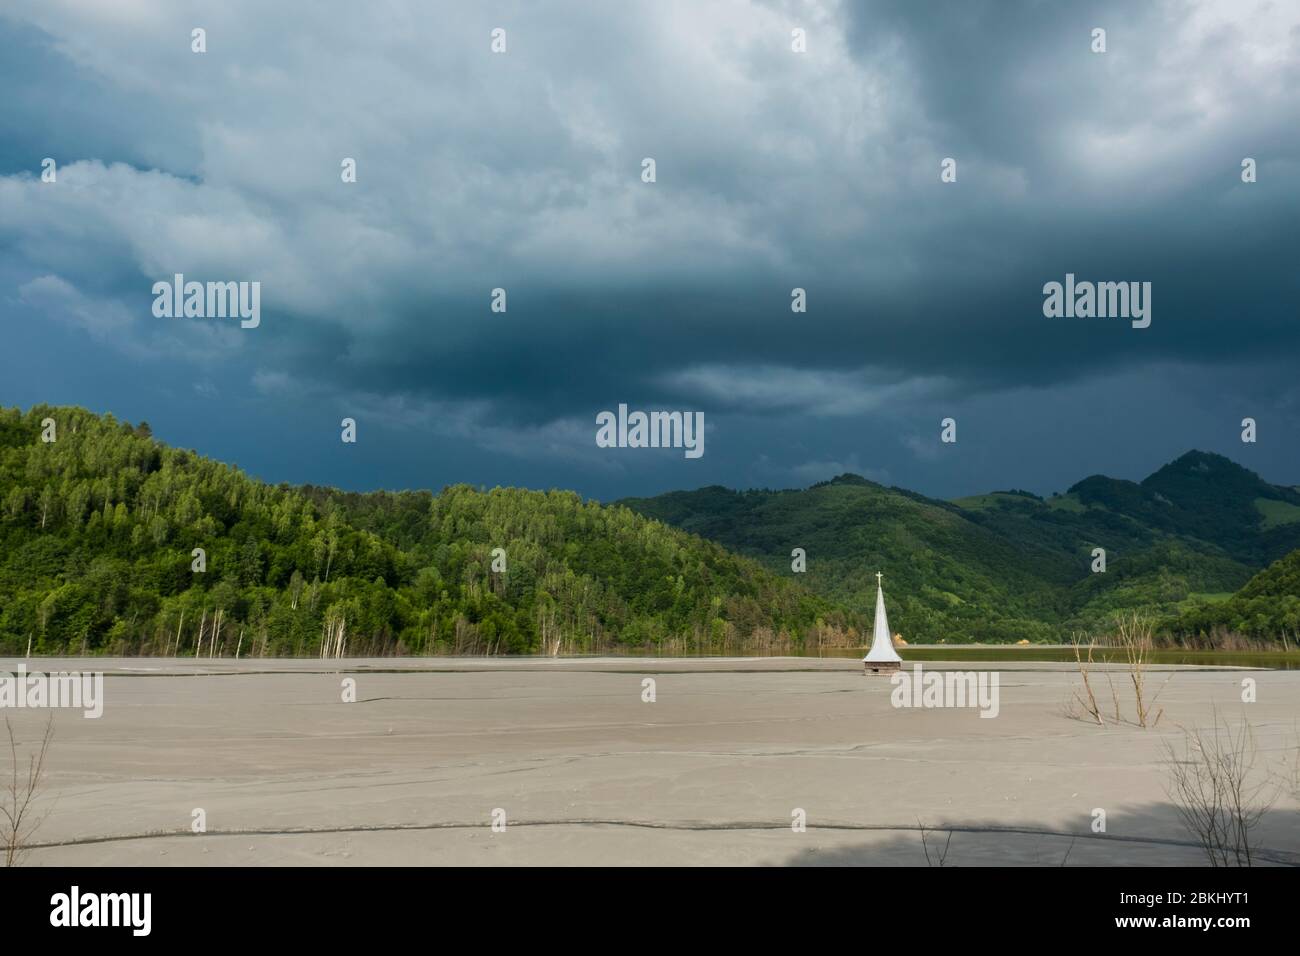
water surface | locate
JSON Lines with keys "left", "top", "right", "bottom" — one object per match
{"left": 805, "top": 645, "right": 1300, "bottom": 670}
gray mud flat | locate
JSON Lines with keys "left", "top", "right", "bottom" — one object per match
{"left": 4, "top": 656, "right": 1297, "bottom": 866}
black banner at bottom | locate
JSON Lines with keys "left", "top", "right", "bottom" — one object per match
{"left": 0, "top": 865, "right": 1289, "bottom": 942}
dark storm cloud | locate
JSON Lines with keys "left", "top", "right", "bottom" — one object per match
{"left": 1, "top": 0, "right": 1297, "bottom": 498}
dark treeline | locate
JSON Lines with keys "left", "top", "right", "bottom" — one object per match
{"left": 0, "top": 406, "right": 862, "bottom": 657}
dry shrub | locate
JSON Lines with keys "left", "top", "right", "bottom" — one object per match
{"left": 1067, "top": 634, "right": 1103, "bottom": 725}
{"left": 1163, "top": 713, "right": 1273, "bottom": 867}
{"left": 2, "top": 714, "right": 54, "bottom": 867}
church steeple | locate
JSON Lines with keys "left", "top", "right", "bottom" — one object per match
{"left": 863, "top": 571, "right": 902, "bottom": 675}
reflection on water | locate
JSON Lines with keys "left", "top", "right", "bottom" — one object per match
{"left": 804, "top": 646, "right": 1300, "bottom": 670}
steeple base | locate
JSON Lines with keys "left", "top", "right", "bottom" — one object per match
{"left": 863, "top": 660, "right": 902, "bottom": 676}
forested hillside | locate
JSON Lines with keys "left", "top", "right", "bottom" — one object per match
{"left": 0, "top": 406, "right": 860, "bottom": 657}
{"left": 4, "top": 404, "right": 1296, "bottom": 654}
{"left": 620, "top": 475, "right": 1068, "bottom": 643}
{"left": 1171, "top": 548, "right": 1300, "bottom": 642}
{"left": 622, "top": 453, "right": 1300, "bottom": 644}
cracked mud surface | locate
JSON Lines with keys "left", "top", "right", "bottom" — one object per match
{"left": 6, "top": 657, "right": 1298, "bottom": 866}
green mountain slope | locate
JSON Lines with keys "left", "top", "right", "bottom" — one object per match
{"left": 1086, "top": 451, "right": 1300, "bottom": 563}
{"left": 0, "top": 405, "right": 858, "bottom": 656}
{"left": 946, "top": 458, "right": 1270, "bottom": 630}
{"left": 621, "top": 452, "right": 1297, "bottom": 643}
{"left": 621, "top": 475, "right": 1069, "bottom": 643}
{"left": 1171, "top": 548, "right": 1300, "bottom": 641}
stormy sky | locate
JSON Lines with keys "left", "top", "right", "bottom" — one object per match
{"left": 1, "top": 0, "right": 1297, "bottom": 501}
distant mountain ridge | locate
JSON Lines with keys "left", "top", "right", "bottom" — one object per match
{"left": 1065, "top": 451, "right": 1300, "bottom": 563}
{"left": 621, "top": 450, "right": 1300, "bottom": 643}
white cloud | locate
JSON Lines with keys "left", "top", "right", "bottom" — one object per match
{"left": 902, "top": 432, "right": 943, "bottom": 462}
{"left": 790, "top": 456, "right": 890, "bottom": 485}
{"left": 664, "top": 363, "right": 948, "bottom": 417}
{"left": 16, "top": 272, "right": 243, "bottom": 361}
{"left": 251, "top": 369, "right": 291, "bottom": 395}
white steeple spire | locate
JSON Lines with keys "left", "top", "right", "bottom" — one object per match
{"left": 863, "top": 571, "right": 902, "bottom": 668}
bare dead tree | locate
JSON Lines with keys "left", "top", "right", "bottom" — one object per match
{"left": 918, "top": 817, "right": 953, "bottom": 867}
{"left": 2, "top": 714, "right": 55, "bottom": 867}
{"left": 321, "top": 606, "right": 347, "bottom": 659}
{"left": 1059, "top": 837, "right": 1076, "bottom": 866}
{"left": 1115, "top": 613, "right": 1170, "bottom": 728}
{"left": 211, "top": 608, "right": 222, "bottom": 658}
{"left": 195, "top": 608, "right": 207, "bottom": 659}
{"left": 1067, "top": 634, "right": 1104, "bottom": 725}
{"left": 1069, "top": 614, "right": 1173, "bottom": 728}
{"left": 1163, "top": 713, "right": 1273, "bottom": 867}
{"left": 1104, "top": 668, "right": 1123, "bottom": 725}
{"left": 539, "top": 605, "right": 562, "bottom": 657}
